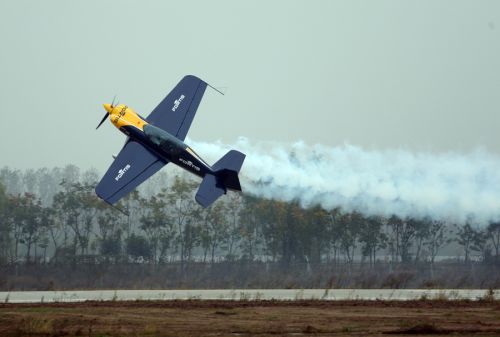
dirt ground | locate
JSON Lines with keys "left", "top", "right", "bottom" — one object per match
{"left": 0, "top": 299, "right": 499, "bottom": 336}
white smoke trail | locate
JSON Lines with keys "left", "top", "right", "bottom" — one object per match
{"left": 188, "top": 137, "right": 500, "bottom": 226}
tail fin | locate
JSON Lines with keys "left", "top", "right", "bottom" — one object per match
{"left": 195, "top": 150, "right": 245, "bottom": 208}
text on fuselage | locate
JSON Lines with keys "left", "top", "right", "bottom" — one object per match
{"left": 178, "top": 158, "right": 200, "bottom": 171}
{"left": 113, "top": 106, "right": 128, "bottom": 123}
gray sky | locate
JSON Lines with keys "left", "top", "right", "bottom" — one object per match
{"left": 1, "top": 0, "right": 499, "bottom": 171}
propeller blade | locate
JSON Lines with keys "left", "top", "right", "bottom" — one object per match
{"left": 111, "top": 95, "right": 117, "bottom": 108}
{"left": 96, "top": 112, "right": 109, "bottom": 129}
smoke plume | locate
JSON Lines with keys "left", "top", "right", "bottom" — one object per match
{"left": 188, "top": 137, "right": 500, "bottom": 226}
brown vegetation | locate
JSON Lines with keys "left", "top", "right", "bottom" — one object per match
{"left": 0, "top": 299, "right": 499, "bottom": 336}
{"left": 2, "top": 261, "right": 500, "bottom": 291}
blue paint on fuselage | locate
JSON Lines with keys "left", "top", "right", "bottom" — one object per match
{"left": 120, "top": 124, "right": 213, "bottom": 178}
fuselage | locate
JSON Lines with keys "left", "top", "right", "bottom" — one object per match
{"left": 103, "top": 103, "right": 214, "bottom": 178}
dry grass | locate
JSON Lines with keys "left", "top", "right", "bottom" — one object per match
{"left": 3, "top": 262, "right": 500, "bottom": 291}
{"left": 0, "top": 299, "right": 499, "bottom": 336}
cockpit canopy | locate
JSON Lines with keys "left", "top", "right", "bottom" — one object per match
{"left": 144, "top": 124, "right": 185, "bottom": 156}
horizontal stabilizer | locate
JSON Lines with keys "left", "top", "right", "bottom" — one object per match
{"left": 195, "top": 174, "right": 225, "bottom": 208}
{"left": 195, "top": 150, "right": 245, "bottom": 208}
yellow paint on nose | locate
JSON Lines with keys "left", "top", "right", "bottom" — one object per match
{"left": 103, "top": 103, "right": 113, "bottom": 113}
{"left": 106, "top": 104, "right": 148, "bottom": 131}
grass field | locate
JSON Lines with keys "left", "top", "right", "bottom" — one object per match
{"left": 1, "top": 299, "right": 499, "bottom": 336}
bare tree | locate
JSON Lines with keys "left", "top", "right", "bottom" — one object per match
{"left": 487, "top": 222, "right": 500, "bottom": 263}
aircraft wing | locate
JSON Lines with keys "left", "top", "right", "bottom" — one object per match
{"left": 95, "top": 140, "right": 167, "bottom": 204}
{"left": 146, "top": 75, "right": 208, "bottom": 141}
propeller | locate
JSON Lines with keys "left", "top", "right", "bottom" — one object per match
{"left": 96, "top": 113, "right": 109, "bottom": 130}
{"left": 96, "top": 95, "right": 117, "bottom": 129}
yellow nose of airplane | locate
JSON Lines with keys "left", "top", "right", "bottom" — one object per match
{"left": 103, "top": 103, "right": 113, "bottom": 113}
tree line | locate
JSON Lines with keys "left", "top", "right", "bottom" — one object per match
{"left": 0, "top": 165, "right": 499, "bottom": 269}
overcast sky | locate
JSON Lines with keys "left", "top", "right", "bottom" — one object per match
{"left": 1, "top": 1, "right": 499, "bottom": 171}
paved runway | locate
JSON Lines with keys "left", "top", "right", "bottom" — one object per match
{"left": 1, "top": 289, "right": 497, "bottom": 303}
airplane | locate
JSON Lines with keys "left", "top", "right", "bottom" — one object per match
{"left": 95, "top": 75, "right": 245, "bottom": 208}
